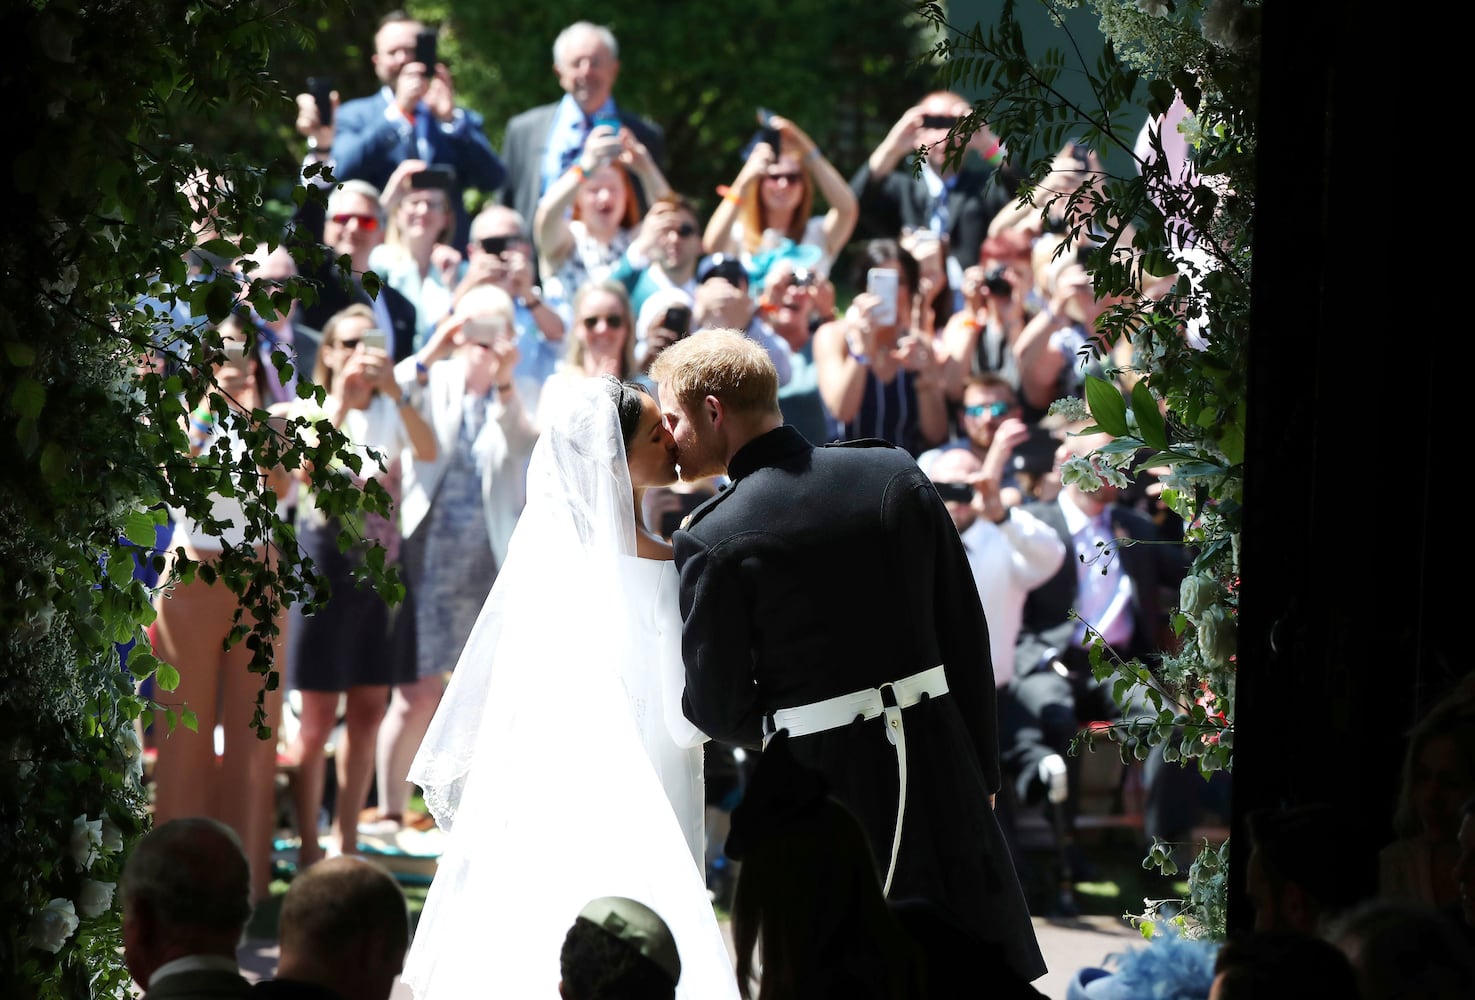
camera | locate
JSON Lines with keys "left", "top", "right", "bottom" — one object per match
{"left": 932, "top": 481, "right": 974, "bottom": 504}
{"left": 983, "top": 265, "right": 1013, "bottom": 296}
{"left": 479, "top": 236, "right": 512, "bottom": 256}
{"left": 791, "top": 267, "right": 813, "bottom": 287}
{"left": 411, "top": 164, "right": 456, "bottom": 190}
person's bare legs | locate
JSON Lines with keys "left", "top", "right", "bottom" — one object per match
{"left": 148, "top": 570, "right": 228, "bottom": 826}
{"left": 288, "top": 690, "right": 339, "bottom": 868}
{"left": 374, "top": 674, "right": 445, "bottom": 822}
{"left": 214, "top": 618, "right": 283, "bottom": 903}
{"left": 333, "top": 684, "right": 389, "bottom": 854}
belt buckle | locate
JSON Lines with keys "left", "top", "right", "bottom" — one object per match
{"left": 879, "top": 682, "right": 902, "bottom": 746}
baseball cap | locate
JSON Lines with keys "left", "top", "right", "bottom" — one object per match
{"left": 696, "top": 253, "right": 751, "bottom": 288}
{"left": 575, "top": 896, "right": 681, "bottom": 986}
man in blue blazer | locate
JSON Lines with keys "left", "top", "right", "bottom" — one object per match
{"left": 330, "top": 10, "right": 505, "bottom": 247}
{"left": 499, "top": 20, "right": 665, "bottom": 262}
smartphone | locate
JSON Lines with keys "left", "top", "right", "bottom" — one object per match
{"left": 462, "top": 316, "right": 508, "bottom": 345}
{"left": 932, "top": 481, "right": 974, "bottom": 504}
{"left": 757, "top": 107, "right": 777, "bottom": 127}
{"left": 866, "top": 267, "right": 899, "bottom": 326}
{"left": 662, "top": 304, "right": 692, "bottom": 339}
{"left": 360, "top": 329, "right": 387, "bottom": 352}
{"left": 592, "top": 113, "right": 622, "bottom": 134}
{"left": 921, "top": 113, "right": 958, "bottom": 130}
{"left": 479, "top": 235, "right": 511, "bottom": 256}
{"left": 414, "top": 28, "right": 438, "bottom": 71}
{"left": 306, "top": 75, "right": 334, "bottom": 127}
{"left": 410, "top": 164, "right": 457, "bottom": 190}
{"left": 757, "top": 125, "right": 781, "bottom": 152}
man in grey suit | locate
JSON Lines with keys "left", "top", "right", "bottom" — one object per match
{"left": 499, "top": 20, "right": 665, "bottom": 266}
{"left": 121, "top": 817, "right": 253, "bottom": 999}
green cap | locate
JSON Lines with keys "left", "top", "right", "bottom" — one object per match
{"left": 576, "top": 895, "right": 681, "bottom": 985}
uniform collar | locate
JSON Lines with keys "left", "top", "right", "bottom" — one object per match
{"left": 727, "top": 425, "right": 810, "bottom": 482}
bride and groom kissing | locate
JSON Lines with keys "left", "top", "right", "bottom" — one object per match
{"left": 399, "top": 329, "right": 1046, "bottom": 998}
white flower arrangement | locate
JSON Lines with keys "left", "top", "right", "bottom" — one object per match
{"left": 29, "top": 898, "right": 79, "bottom": 954}
{"left": 70, "top": 813, "right": 103, "bottom": 871}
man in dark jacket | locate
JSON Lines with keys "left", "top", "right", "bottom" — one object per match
{"left": 650, "top": 329, "right": 1046, "bottom": 987}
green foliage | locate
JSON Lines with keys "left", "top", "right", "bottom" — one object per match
{"left": 917, "top": 0, "right": 1259, "bottom": 936}
{"left": 2, "top": 1, "right": 395, "bottom": 993}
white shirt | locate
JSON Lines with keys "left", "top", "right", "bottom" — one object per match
{"left": 147, "top": 953, "right": 242, "bottom": 987}
{"left": 957, "top": 507, "right": 1067, "bottom": 686}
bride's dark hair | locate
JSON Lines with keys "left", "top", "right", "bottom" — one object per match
{"left": 600, "top": 375, "right": 651, "bottom": 448}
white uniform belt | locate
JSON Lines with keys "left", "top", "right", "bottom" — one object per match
{"left": 763, "top": 664, "right": 949, "bottom": 896}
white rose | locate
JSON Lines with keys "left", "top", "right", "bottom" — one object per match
{"left": 1179, "top": 573, "right": 1222, "bottom": 621}
{"left": 1135, "top": 0, "right": 1171, "bottom": 15}
{"left": 76, "top": 879, "right": 116, "bottom": 919}
{"left": 117, "top": 724, "right": 144, "bottom": 783}
{"left": 29, "top": 898, "right": 79, "bottom": 954}
{"left": 99, "top": 815, "right": 124, "bottom": 857}
{"left": 1197, "top": 603, "right": 1237, "bottom": 667}
{"left": 70, "top": 814, "right": 102, "bottom": 871}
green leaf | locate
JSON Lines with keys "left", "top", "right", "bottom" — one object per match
{"left": 3, "top": 341, "right": 36, "bottom": 366}
{"left": 1130, "top": 381, "right": 1168, "bottom": 452}
{"left": 180, "top": 707, "right": 199, "bottom": 733}
{"left": 9, "top": 376, "right": 45, "bottom": 419}
{"left": 123, "top": 509, "right": 161, "bottom": 547}
{"left": 1083, "top": 375, "right": 1128, "bottom": 436}
{"left": 39, "top": 441, "right": 68, "bottom": 483}
{"left": 155, "top": 662, "right": 181, "bottom": 692}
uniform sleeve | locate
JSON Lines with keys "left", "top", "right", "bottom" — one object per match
{"left": 673, "top": 529, "right": 765, "bottom": 750}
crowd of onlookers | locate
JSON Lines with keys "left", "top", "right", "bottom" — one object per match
{"left": 125, "top": 9, "right": 1475, "bottom": 999}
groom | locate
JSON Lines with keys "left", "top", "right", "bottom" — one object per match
{"left": 650, "top": 330, "right": 1046, "bottom": 985}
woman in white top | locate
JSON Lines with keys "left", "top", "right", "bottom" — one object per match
{"left": 150, "top": 312, "right": 294, "bottom": 903}
{"left": 535, "top": 123, "right": 670, "bottom": 321}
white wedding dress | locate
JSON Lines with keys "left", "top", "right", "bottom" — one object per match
{"left": 399, "top": 380, "right": 737, "bottom": 1000}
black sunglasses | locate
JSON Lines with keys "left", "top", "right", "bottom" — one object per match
{"left": 581, "top": 313, "right": 625, "bottom": 330}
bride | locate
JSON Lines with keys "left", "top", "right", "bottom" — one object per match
{"left": 400, "top": 376, "right": 738, "bottom": 999}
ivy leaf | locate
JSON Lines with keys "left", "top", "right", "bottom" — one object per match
{"left": 10, "top": 376, "right": 45, "bottom": 419}
{"left": 1130, "top": 381, "right": 1168, "bottom": 452}
{"left": 154, "top": 662, "right": 181, "bottom": 692}
{"left": 4, "top": 341, "right": 36, "bottom": 366}
{"left": 1083, "top": 375, "right": 1129, "bottom": 436}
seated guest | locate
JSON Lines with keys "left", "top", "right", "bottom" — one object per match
{"left": 252, "top": 856, "right": 410, "bottom": 1000}
{"left": 1208, "top": 931, "right": 1358, "bottom": 1000}
{"left": 559, "top": 896, "right": 681, "bottom": 1000}
{"left": 121, "top": 817, "right": 253, "bottom": 1000}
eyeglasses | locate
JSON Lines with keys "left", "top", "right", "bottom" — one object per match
{"left": 330, "top": 212, "right": 380, "bottom": 230}
{"left": 963, "top": 401, "right": 1011, "bottom": 419}
{"left": 675, "top": 223, "right": 697, "bottom": 238}
{"left": 764, "top": 171, "right": 802, "bottom": 184}
{"left": 581, "top": 314, "right": 625, "bottom": 330}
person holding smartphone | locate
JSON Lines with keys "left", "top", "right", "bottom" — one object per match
{"left": 329, "top": 12, "right": 505, "bottom": 247}
{"left": 702, "top": 110, "right": 858, "bottom": 287}
{"left": 811, "top": 239, "right": 949, "bottom": 457}
{"left": 370, "top": 159, "right": 463, "bottom": 350}
{"left": 848, "top": 90, "right": 1018, "bottom": 290}
{"left": 276, "top": 304, "right": 437, "bottom": 866}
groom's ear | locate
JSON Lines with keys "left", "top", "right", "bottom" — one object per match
{"left": 704, "top": 393, "right": 724, "bottom": 428}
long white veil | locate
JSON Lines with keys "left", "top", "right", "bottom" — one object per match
{"left": 401, "top": 377, "right": 738, "bottom": 1000}
{"left": 408, "top": 377, "right": 637, "bottom": 831}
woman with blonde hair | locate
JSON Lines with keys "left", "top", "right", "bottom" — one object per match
{"left": 535, "top": 279, "right": 638, "bottom": 431}
{"left": 703, "top": 112, "right": 857, "bottom": 286}
{"left": 370, "top": 160, "right": 463, "bottom": 350}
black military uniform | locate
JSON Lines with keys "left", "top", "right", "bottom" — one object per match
{"left": 673, "top": 425, "right": 1046, "bottom": 984}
